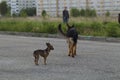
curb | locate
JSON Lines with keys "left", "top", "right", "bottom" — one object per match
{"left": 79, "top": 35, "right": 120, "bottom": 43}
{"left": 0, "top": 31, "right": 120, "bottom": 43}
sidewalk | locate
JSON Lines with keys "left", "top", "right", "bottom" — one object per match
{"left": 0, "top": 31, "right": 120, "bottom": 43}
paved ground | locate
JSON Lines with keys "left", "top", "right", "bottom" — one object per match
{"left": 0, "top": 34, "right": 120, "bottom": 80}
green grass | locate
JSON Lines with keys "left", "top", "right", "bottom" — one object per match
{"left": 0, "top": 19, "right": 59, "bottom": 34}
{"left": 0, "top": 17, "right": 120, "bottom": 37}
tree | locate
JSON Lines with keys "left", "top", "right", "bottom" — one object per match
{"left": 70, "top": 8, "right": 80, "bottom": 17}
{"left": 6, "top": 6, "right": 11, "bottom": 17}
{"left": 80, "top": 9, "right": 97, "bottom": 17}
{"left": 91, "top": 9, "right": 97, "bottom": 17}
{"left": 85, "top": 9, "right": 91, "bottom": 17}
{"left": 105, "top": 11, "right": 110, "bottom": 17}
{"left": 19, "top": 7, "right": 36, "bottom": 17}
{"left": 19, "top": 9, "right": 27, "bottom": 17}
{"left": 0, "top": 1, "right": 8, "bottom": 16}
{"left": 80, "top": 9, "right": 85, "bottom": 16}
{"left": 42, "top": 10, "right": 47, "bottom": 18}
{"left": 25, "top": 7, "right": 36, "bottom": 16}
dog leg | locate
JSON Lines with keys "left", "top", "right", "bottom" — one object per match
{"left": 68, "top": 43, "right": 74, "bottom": 58}
{"left": 44, "top": 57, "right": 47, "bottom": 65}
{"left": 75, "top": 44, "right": 77, "bottom": 55}
{"left": 67, "top": 39, "right": 71, "bottom": 56}
{"left": 71, "top": 45, "right": 75, "bottom": 58}
{"left": 68, "top": 42, "right": 71, "bottom": 56}
{"left": 68, "top": 39, "right": 74, "bottom": 57}
{"left": 34, "top": 55, "right": 39, "bottom": 65}
{"left": 73, "top": 44, "right": 77, "bottom": 56}
{"left": 69, "top": 43, "right": 74, "bottom": 57}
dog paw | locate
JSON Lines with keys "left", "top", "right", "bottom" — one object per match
{"left": 35, "top": 64, "right": 39, "bottom": 66}
{"left": 72, "top": 55, "right": 75, "bottom": 58}
{"left": 68, "top": 54, "right": 70, "bottom": 56}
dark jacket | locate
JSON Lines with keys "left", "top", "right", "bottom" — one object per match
{"left": 63, "top": 10, "right": 69, "bottom": 19}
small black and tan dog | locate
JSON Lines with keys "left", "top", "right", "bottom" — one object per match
{"left": 58, "top": 23, "right": 78, "bottom": 58}
{"left": 33, "top": 43, "right": 54, "bottom": 65}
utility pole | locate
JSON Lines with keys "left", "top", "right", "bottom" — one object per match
{"left": 40, "top": 0, "right": 43, "bottom": 12}
{"left": 101, "top": 0, "right": 104, "bottom": 16}
{"left": 86, "top": 0, "right": 89, "bottom": 17}
{"left": 56, "top": 0, "right": 59, "bottom": 17}
{"left": 86, "top": 0, "right": 89, "bottom": 10}
{"left": 64, "top": 0, "right": 66, "bottom": 7}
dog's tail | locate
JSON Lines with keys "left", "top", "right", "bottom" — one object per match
{"left": 58, "top": 24, "right": 66, "bottom": 37}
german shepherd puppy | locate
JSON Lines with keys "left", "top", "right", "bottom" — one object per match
{"left": 33, "top": 43, "right": 54, "bottom": 65}
{"left": 58, "top": 23, "right": 78, "bottom": 57}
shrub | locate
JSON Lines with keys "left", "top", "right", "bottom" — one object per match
{"left": 106, "top": 22, "right": 120, "bottom": 37}
{"left": 105, "top": 11, "right": 110, "bottom": 17}
{"left": 70, "top": 8, "right": 80, "bottom": 17}
{"left": 25, "top": 7, "right": 36, "bottom": 16}
{"left": 19, "top": 9, "right": 27, "bottom": 17}
{"left": 0, "top": 1, "right": 8, "bottom": 16}
{"left": 80, "top": 9, "right": 85, "bottom": 16}
{"left": 42, "top": 10, "right": 47, "bottom": 18}
{"left": 85, "top": 9, "right": 97, "bottom": 17}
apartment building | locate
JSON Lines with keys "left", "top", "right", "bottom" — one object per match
{"left": 94, "top": 0, "right": 120, "bottom": 16}
{"left": 103, "top": 0, "right": 120, "bottom": 16}
{"left": 1, "top": 0, "right": 36, "bottom": 15}
{"left": 0, "top": 0, "right": 120, "bottom": 17}
{"left": 36, "top": 0, "right": 56, "bottom": 17}
{"left": 36, "top": 0, "right": 79, "bottom": 17}
{"left": 36, "top": 0, "right": 120, "bottom": 17}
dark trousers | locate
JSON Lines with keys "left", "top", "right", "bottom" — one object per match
{"left": 63, "top": 17, "right": 69, "bottom": 23}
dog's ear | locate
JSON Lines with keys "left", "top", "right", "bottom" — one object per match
{"left": 46, "top": 43, "right": 50, "bottom": 46}
{"left": 71, "top": 24, "right": 74, "bottom": 27}
{"left": 66, "top": 23, "right": 71, "bottom": 28}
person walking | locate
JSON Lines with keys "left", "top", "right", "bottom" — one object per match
{"left": 63, "top": 7, "right": 69, "bottom": 23}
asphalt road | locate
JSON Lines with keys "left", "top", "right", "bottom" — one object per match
{"left": 0, "top": 34, "right": 120, "bottom": 80}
